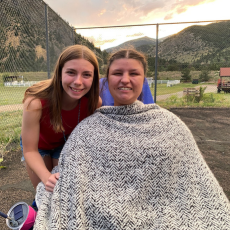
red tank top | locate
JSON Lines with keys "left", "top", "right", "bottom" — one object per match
{"left": 38, "top": 96, "right": 89, "bottom": 150}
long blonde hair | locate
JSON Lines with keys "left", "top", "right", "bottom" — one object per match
{"left": 23, "top": 45, "right": 100, "bottom": 132}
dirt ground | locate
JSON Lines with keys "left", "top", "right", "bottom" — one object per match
{"left": 0, "top": 107, "right": 230, "bottom": 229}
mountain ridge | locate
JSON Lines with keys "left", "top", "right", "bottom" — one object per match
{"left": 105, "top": 35, "right": 170, "bottom": 53}
{"left": 105, "top": 20, "right": 230, "bottom": 69}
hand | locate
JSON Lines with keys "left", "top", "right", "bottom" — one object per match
{"left": 45, "top": 173, "right": 60, "bottom": 192}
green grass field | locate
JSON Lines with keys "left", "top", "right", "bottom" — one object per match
{"left": 149, "top": 83, "right": 204, "bottom": 96}
{"left": 0, "top": 71, "right": 48, "bottom": 106}
{"left": 0, "top": 72, "right": 48, "bottom": 84}
{"left": 0, "top": 86, "right": 27, "bottom": 105}
{"left": 0, "top": 110, "right": 22, "bottom": 154}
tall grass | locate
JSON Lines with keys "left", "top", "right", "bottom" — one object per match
{"left": 158, "top": 92, "right": 230, "bottom": 109}
{"left": 0, "top": 110, "right": 22, "bottom": 156}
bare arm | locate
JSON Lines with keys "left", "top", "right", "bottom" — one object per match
{"left": 21, "top": 97, "right": 57, "bottom": 191}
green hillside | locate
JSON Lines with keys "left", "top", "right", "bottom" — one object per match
{"left": 0, "top": 0, "right": 108, "bottom": 75}
{"left": 105, "top": 36, "right": 157, "bottom": 53}
{"left": 155, "top": 20, "right": 230, "bottom": 67}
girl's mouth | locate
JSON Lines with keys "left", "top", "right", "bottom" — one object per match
{"left": 70, "top": 87, "right": 84, "bottom": 92}
{"left": 118, "top": 87, "right": 132, "bottom": 90}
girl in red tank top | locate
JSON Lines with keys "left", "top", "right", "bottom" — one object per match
{"left": 21, "top": 45, "right": 102, "bottom": 193}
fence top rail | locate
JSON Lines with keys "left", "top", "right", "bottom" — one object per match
{"left": 74, "top": 19, "right": 230, "bottom": 30}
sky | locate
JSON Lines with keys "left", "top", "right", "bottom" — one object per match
{"left": 44, "top": 0, "right": 230, "bottom": 50}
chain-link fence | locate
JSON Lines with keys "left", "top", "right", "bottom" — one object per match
{"left": 0, "top": 0, "right": 76, "bottom": 153}
{"left": 1, "top": 0, "right": 230, "bottom": 152}
{"left": 76, "top": 20, "right": 230, "bottom": 106}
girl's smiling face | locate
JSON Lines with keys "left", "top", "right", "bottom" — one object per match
{"left": 108, "top": 58, "right": 144, "bottom": 106}
{"left": 61, "top": 59, "right": 94, "bottom": 104}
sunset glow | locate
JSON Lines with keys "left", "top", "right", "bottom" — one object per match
{"left": 44, "top": 0, "right": 230, "bottom": 49}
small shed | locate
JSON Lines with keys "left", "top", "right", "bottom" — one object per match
{"left": 220, "top": 67, "right": 230, "bottom": 77}
{"left": 218, "top": 68, "right": 230, "bottom": 93}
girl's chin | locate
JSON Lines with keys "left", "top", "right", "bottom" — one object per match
{"left": 65, "top": 92, "right": 83, "bottom": 101}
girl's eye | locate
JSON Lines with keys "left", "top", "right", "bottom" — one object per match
{"left": 130, "top": 72, "right": 139, "bottom": 76}
{"left": 113, "top": 72, "right": 122, "bottom": 76}
{"left": 83, "top": 73, "right": 92, "bottom": 78}
{"left": 67, "top": 71, "right": 74, "bottom": 75}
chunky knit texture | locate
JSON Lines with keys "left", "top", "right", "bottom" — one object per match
{"left": 34, "top": 101, "right": 230, "bottom": 229}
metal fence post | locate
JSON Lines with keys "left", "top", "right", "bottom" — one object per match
{"left": 45, "top": 4, "right": 50, "bottom": 79}
{"left": 154, "top": 24, "right": 159, "bottom": 103}
{"left": 72, "top": 27, "right": 75, "bottom": 45}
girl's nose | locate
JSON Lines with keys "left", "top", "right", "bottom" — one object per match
{"left": 74, "top": 75, "right": 82, "bottom": 85}
{"left": 121, "top": 72, "right": 130, "bottom": 83}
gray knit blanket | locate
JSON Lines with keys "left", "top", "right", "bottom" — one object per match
{"left": 34, "top": 101, "right": 230, "bottom": 229}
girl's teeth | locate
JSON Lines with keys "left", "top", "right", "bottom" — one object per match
{"left": 119, "top": 88, "right": 131, "bottom": 90}
{"left": 71, "top": 88, "right": 82, "bottom": 92}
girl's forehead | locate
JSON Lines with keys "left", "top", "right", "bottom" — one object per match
{"left": 111, "top": 58, "right": 140, "bottom": 65}
{"left": 110, "top": 58, "right": 144, "bottom": 70}
{"left": 63, "top": 59, "right": 94, "bottom": 69}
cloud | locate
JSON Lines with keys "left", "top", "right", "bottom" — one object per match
{"left": 45, "top": 0, "right": 170, "bottom": 27}
{"left": 176, "top": 6, "right": 188, "bottom": 14}
{"left": 126, "top": 33, "right": 143, "bottom": 37}
{"left": 98, "top": 9, "right": 106, "bottom": 16}
{"left": 45, "top": 0, "right": 217, "bottom": 27}
{"left": 162, "top": 0, "right": 215, "bottom": 21}
{"left": 164, "top": 13, "right": 174, "bottom": 20}
{"left": 86, "top": 36, "right": 116, "bottom": 47}
{"left": 139, "top": 0, "right": 165, "bottom": 15}
{"left": 171, "top": 0, "right": 215, "bottom": 17}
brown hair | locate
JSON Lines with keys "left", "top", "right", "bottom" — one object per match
{"left": 23, "top": 45, "right": 100, "bottom": 132}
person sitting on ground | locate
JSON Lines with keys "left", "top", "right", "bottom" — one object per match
{"left": 34, "top": 48, "right": 230, "bottom": 230}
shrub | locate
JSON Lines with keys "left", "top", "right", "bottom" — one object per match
{"left": 199, "top": 69, "right": 211, "bottom": 82}
{"left": 194, "top": 86, "right": 207, "bottom": 102}
{"left": 1, "top": 73, "right": 9, "bottom": 83}
{"left": 181, "top": 68, "right": 191, "bottom": 82}
{"left": 183, "top": 86, "right": 207, "bottom": 103}
{"left": 1, "top": 73, "right": 9, "bottom": 85}
{"left": 168, "top": 95, "right": 178, "bottom": 104}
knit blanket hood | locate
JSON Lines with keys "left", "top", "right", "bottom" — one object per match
{"left": 34, "top": 101, "right": 230, "bottom": 229}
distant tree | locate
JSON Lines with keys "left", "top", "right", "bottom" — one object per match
{"left": 181, "top": 68, "right": 191, "bottom": 82}
{"left": 199, "top": 69, "right": 211, "bottom": 82}
{"left": 167, "top": 64, "right": 179, "bottom": 71}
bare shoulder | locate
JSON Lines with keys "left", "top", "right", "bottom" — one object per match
{"left": 23, "top": 97, "right": 42, "bottom": 111}
{"left": 22, "top": 97, "right": 42, "bottom": 125}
